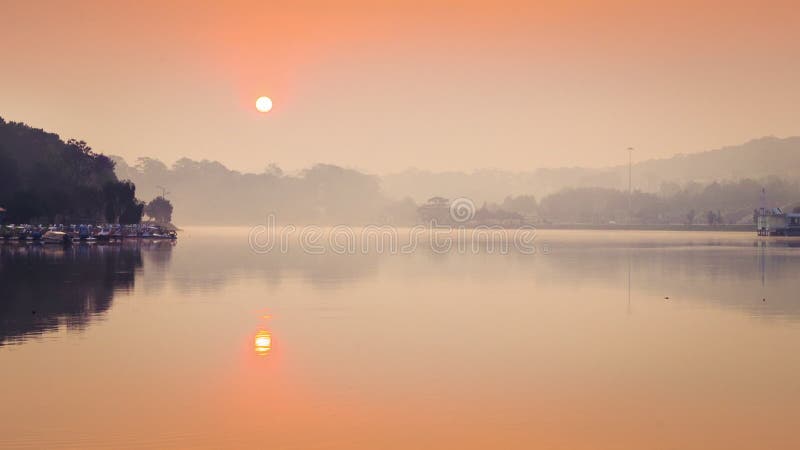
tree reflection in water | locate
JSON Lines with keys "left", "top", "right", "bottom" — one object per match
{"left": 0, "top": 242, "right": 173, "bottom": 346}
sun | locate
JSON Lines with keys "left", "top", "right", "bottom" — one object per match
{"left": 255, "top": 96, "right": 273, "bottom": 113}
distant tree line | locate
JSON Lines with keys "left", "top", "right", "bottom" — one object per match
{"left": 415, "top": 178, "right": 800, "bottom": 226}
{"left": 113, "top": 149, "right": 800, "bottom": 226}
{"left": 494, "top": 178, "right": 798, "bottom": 225}
{"left": 0, "top": 118, "right": 144, "bottom": 224}
{"left": 535, "top": 178, "right": 800, "bottom": 225}
{"left": 113, "top": 156, "right": 393, "bottom": 225}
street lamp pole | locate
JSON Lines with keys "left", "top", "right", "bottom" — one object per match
{"left": 627, "top": 147, "right": 634, "bottom": 225}
{"left": 156, "top": 185, "right": 170, "bottom": 199}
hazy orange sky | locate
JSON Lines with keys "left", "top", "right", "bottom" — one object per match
{"left": 2, "top": 1, "right": 799, "bottom": 173}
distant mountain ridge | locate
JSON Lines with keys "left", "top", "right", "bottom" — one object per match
{"left": 628, "top": 136, "right": 800, "bottom": 186}
{"left": 381, "top": 136, "right": 800, "bottom": 203}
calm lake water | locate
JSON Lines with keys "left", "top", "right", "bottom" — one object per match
{"left": 2, "top": 228, "right": 800, "bottom": 449}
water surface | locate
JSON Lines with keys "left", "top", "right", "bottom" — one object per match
{"left": 1, "top": 229, "right": 799, "bottom": 449}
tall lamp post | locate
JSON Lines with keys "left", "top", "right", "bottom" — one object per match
{"left": 627, "top": 147, "right": 634, "bottom": 225}
{"left": 156, "top": 185, "right": 170, "bottom": 199}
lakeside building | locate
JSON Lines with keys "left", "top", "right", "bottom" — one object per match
{"left": 756, "top": 188, "right": 800, "bottom": 236}
{"left": 757, "top": 207, "right": 800, "bottom": 236}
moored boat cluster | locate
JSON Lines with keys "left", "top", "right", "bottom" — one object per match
{"left": 1, "top": 224, "right": 178, "bottom": 244}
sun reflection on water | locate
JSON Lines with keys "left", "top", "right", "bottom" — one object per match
{"left": 254, "top": 330, "right": 272, "bottom": 356}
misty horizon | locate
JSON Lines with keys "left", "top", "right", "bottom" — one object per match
{"left": 5, "top": 116, "right": 800, "bottom": 227}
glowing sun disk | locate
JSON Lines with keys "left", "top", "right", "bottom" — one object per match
{"left": 255, "top": 96, "right": 273, "bottom": 113}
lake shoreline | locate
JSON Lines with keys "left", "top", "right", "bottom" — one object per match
{"left": 530, "top": 223, "right": 753, "bottom": 232}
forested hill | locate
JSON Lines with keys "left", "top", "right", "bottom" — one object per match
{"left": 111, "top": 156, "right": 396, "bottom": 225}
{"left": 0, "top": 117, "right": 143, "bottom": 223}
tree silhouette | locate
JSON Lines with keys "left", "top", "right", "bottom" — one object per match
{"left": 0, "top": 117, "right": 144, "bottom": 224}
{"left": 145, "top": 196, "right": 173, "bottom": 223}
